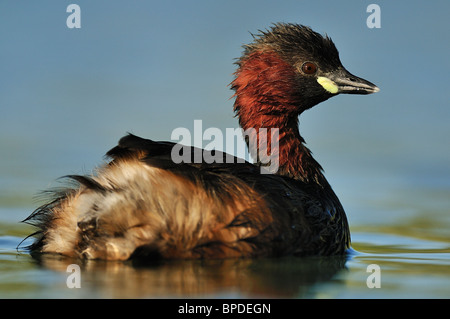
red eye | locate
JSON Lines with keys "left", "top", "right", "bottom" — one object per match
{"left": 301, "top": 62, "right": 317, "bottom": 75}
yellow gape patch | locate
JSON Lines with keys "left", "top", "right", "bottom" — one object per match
{"left": 317, "top": 77, "right": 339, "bottom": 94}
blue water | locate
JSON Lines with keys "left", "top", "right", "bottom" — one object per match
{"left": 1, "top": 1, "right": 449, "bottom": 298}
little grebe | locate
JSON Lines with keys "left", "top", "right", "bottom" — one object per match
{"left": 23, "top": 23, "right": 379, "bottom": 260}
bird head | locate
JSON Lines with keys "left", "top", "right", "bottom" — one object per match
{"left": 232, "top": 23, "right": 379, "bottom": 118}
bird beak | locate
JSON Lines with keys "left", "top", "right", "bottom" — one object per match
{"left": 317, "top": 68, "right": 379, "bottom": 95}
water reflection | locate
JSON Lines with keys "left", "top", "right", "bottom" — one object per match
{"left": 3, "top": 231, "right": 450, "bottom": 298}
{"left": 32, "top": 253, "right": 348, "bottom": 298}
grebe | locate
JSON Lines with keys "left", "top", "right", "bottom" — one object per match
{"left": 24, "top": 23, "right": 379, "bottom": 260}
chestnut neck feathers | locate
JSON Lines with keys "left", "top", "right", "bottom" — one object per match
{"left": 232, "top": 50, "right": 321, "bottom": 182}
{"left": 231, "top": 25, "right": 331, "bottom": 183}
{"left": 231, "top": 23, "right": 378, "bottom": 183}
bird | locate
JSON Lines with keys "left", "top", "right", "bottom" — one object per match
{"left": 22, "top": 23, "right": 379, "bottom": 261}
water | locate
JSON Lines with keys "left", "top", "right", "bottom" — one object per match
{"left": 1, "top": 231, "right": 449, "bottom": 298}
{"left": 1, "top": 1, "right": 449, "bottom": 299}
{"left": 1, "top": 183, "right": 449, "bottom": 298}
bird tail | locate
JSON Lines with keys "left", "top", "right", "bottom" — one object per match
{"left": 22, "top": 159, "right": 275, "bottom": 260}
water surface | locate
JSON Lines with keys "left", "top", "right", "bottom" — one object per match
{"left": 1, "top": 204, "right": 449, "bottom": 298}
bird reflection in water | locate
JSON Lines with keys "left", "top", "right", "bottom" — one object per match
{"left": 33, "top": 253, "right": 348, "bottom": 298}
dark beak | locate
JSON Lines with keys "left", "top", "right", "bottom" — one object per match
{"left": 332, "top": 68, "right": 379, "bottom": 94}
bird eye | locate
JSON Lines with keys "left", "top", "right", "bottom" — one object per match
{"left": 301, "top": 62, "right": 317, "bottom": 75}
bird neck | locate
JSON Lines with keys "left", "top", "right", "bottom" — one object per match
{"left": 232, "top": 50, "right": 325, "bottom": 184}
